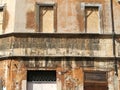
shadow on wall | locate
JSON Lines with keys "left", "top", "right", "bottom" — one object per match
{"left": 3, "top": 8, "right": 9, "bottom": 33}
{"left": 76, "top": 3, "right": 84, "bottom": 33}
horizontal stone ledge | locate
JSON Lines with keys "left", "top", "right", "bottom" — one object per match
{"left": 0, "top": 32, "right": 119, "bottom": 38}
{"left": 0, "top": 55, "right": 119, "bottom": 60}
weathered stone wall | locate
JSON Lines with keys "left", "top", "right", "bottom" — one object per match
{"left": 0, "top": 0, "right": 120, "bottom": 90}
{"left": 0, "top": 34, "right": 115, "bottom": 57}
{"left": 3, "top": 0, "right": 16, "bottom": 33}
{"left": 0, "top": 58, "right": 118, "bottom": 90}
{"left": 113, "top": 1, "right": 120, "bottom": 34}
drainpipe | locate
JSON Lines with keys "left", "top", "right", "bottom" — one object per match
{"left": 110, "top": 0, "right": 118, "bottom": 76}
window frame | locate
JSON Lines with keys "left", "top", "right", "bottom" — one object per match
{"left": 84, "top": 70, "right": 108, "bottom": 82}
{"left": 81, "top": 3, "right": 102, "bottom": 33}
{"left": 35, "top": 3, "right": 57, "bottom": 33}
{"left": 0, "top": 4, "right": 4, "bottom": 34}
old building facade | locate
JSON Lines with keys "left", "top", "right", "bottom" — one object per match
{"left": 0, "top": 0, "right": 120, "bottom": 90}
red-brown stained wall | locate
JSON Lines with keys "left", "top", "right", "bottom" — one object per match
{"left": 0, "top": 59, "right": 84, "bottom": 90}
{"left": 0, "top": 58, "right": 119, "bottom": 90}
{"left": 3, "top": 60, "right": 27, "bottom": 90}
{"left": 3, "top": 8, "right": 9, "bottom": 32}
{"left": 26, "top": 11, "right": 36, "bottom": 29}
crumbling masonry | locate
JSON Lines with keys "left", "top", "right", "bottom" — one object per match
{"left": 0, "top": 0, "right": 120, "bottom": 90}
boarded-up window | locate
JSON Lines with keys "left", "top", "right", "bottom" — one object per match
{"left": 40, "top": 6, "right": 54, "bottom": 33}
{"left": 84, "top": 71, "right": 108, "bottom": 90}
{"left": 84, "top": 71, "right": 107, "bottom": 82}
{"left": 36, "top": 4, "right": 56, "bottom": 33}
{"left": 85, "top": 7, "right": 100, "bottom": 33}
{"left": 0, "top": 8, "right": 3, "bottom": 34}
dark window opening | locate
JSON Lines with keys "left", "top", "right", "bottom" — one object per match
{"left": 84, "top": 71, "right": 107, "bottom": 82}
{"left": 0, "top": 6, "right": 3, "bottom": 34}
{"left": 27, "top": 70, "right": 56, "bottom": 82}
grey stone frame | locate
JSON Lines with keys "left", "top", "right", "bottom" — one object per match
{"left": 35, "top": 2, "right": 57, "bottom": 33}
{"left": 0, "top": 4, "right": 4, "bottom": 34}
{"left": 81, "top": 3, "right": 103, "bottom": 33}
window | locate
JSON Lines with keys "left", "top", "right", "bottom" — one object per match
{"left": 81, "top": 3, "right": 102, "bottom": 33}
{"left": 84, "top": 71, "right": 108, "bottom": 90}
{"left": 36, "top": 3, "right": 57, "bottom": 33}
{"left": 85, "top": 7, "right": 99, "bottom": 33}
{"left": 0, "top": 6, "right": 3, "bottom": 34}
{"left": 84, "top": 71, "right": 107, "bottom": 82}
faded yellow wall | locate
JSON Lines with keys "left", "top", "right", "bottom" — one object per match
{"left": 4, "top": 0, "right": 16, "bottom": 33}
{"left": 42, "top": 8, "right": 54, "bottom": 33}
{"left": 2, "top": 0, "right": 119, "bottom": 34}
{"left": 1, "top": 0, "right": 120, "bottom": 34}
{"left": 85, "top": 7, "right": 99, "bottom": 33}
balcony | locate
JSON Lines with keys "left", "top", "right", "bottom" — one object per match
{"left": 0, "top": 33, "right": 118, "bottom": 58}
